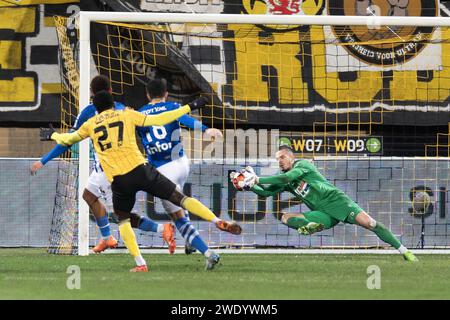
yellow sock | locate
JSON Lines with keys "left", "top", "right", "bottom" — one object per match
{"left": 181, "top": 197, "right": 216, "bottom": 222}
{"left": 118, "top": 220, "right": 141, "bottom": 258}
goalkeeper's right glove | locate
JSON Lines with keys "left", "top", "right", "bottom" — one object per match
{"left": 40, "top": 124, "right": 56, "bottom": 141}
{"left": 188, "top": 96, "right": 209, "bottom": 111}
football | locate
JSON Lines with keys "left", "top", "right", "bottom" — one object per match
{"left": 232, "top": 172, "right": 246, "bottom": 191}
{"left": 412, "top": 191, "right": 431, "bottom": 214}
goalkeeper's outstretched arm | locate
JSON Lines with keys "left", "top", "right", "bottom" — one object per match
{"left": 251, "top": 184, "right": 285, "bottom": 198}
{"left": 257, "top": 167, "right": 306, "bottom": 185}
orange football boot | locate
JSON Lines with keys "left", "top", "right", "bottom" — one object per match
{"left": 92, "top": 235, "right": 118, "bottom": 253}
{"left": 162, "top": 223, "right": 176, "bottom": 254}
{"left": 215, "top": 220, "right": 242, "bottom": 235}
{"left": 130, "top": 265, "right": 148, "bottom": 272}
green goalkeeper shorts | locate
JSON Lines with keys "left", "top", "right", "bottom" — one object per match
{"left": 319, "top": 195, "right": 364, "bottom": 225}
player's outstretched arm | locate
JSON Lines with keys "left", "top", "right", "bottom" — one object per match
{"left": 142, "top": 105, "right": 191, "bottom": 127}
{"left": 258, "top": 168, "right": 306, "bottom": 185}
{"left": 179, "top": 114, "right": 208, "bottom": 132}
{"left": 31, "top": 144, "right": 70, "bottom": 175}
{"left": 178, "top": 114, "right": 223, "bottom": 139}
{"left": 51, "top": 131, "right": 84, "bottom": 146}
{"left": 39, "top": 124, "right": 84, "bottom": 147}
{"left": 180, "top": 115, "right": 223, "bottom": 139}
{"left": 35, "top": 105, "right": 92, "bottom": 173}
{"left": 142, "top": 97, "right": 208, "bottom": 127}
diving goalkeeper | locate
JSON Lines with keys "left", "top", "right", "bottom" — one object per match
{"left": 231, "top": 145, "right": 418, "bottom": 262}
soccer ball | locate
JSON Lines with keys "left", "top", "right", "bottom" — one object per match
{"left": 412, "top": 191, "right": 431, "bottom": 214}
{"left": 231, "top": 173, "right": 246, "bottom": 191}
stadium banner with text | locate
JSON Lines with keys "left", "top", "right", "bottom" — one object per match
{"left": 86, "top": 0, "right": 449, "bottom": 126}
{"left": 2, "top": 0, "right": 449, "bottom": 125}
{"left": 0, "top": 1, "right": 80, "bottom": 124}
{"left": 278, "top": 135, "right": 383, "bottom": 155}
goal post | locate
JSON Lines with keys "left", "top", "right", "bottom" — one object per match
{"left": 62, "top": 11, "right": 450, "bottom": 255}
{"left": 78, "top": 12, "right": 91, "bottom": 256}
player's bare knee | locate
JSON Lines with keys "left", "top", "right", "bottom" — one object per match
{"left": 368, "top": 217, "right": 378, "bottom": 230}
{"left": 82, "top": 189, "right": 98, "bottom": 207}
{"left": 357, "top": 212, "right": 377, "bottom": 230}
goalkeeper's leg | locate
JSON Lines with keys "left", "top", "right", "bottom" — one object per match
{"left": 353, "top": 211, "right": 418, "bottom": 262}
{"left": 282, "top": 211, "right": 339, "bottom": 235}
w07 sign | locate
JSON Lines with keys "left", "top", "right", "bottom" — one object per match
{"left": 278, "top": 136, "right": 383, "bottom": 155}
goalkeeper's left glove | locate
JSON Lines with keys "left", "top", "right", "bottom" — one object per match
{"left": 40, "top": 124, "right": 56, "bottom": 141}
{"left": 230, "top": 170, "right": 257, "bottom": 191}
{"left": 241, "top": 166, "right": 258, "bottom": 186}
{"left": 240, "top": 167, "right": 258, "bottom": 190}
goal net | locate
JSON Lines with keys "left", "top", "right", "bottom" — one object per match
{"left": 50, "top": 10, "right": 450, "bottom": 255}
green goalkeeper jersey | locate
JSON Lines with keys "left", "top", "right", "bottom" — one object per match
{"left": 253, "top": 160, "right": 361, "bottom": 219}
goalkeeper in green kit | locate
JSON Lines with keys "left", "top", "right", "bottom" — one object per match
{"left": 230, "top": 146, "right": 418, "bottom": 262}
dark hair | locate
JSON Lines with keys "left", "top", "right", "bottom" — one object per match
{"left": 146, "top": 78, "right": 167, "bottom": 99}
{"left": 278, "top": 145, "right": 294, "bottom": 154}
{"left": 93, "top": 90, "right": 114, "bottom": 113}
{"left": 90, "top": 75, "right": 111, "bottom": 94}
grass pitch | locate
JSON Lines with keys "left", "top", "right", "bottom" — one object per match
{"left": 0, "top": 248, "right": 449, "bottom": 300}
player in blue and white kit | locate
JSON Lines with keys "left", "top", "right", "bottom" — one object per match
{"left": 31, "top": 75, "right": 175, "bottom": 253}
{"left": 136, "top": 78, "right": 228, "bottom": 268}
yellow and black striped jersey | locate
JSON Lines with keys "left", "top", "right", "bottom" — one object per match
{"left": 75, "top": 105, "right": 190, "bottom": 182}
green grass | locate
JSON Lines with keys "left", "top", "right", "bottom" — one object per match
{"left": 0, "top": 248, "right": 449, "bottom": 299}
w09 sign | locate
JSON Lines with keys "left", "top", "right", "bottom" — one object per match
{"left": 279, "top": 136, "right": 383, "bottom": 155}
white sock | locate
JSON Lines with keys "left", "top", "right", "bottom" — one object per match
{"left": 398, "top": 245, "right": 408, "bottom": 255}
{"left": 134, "top": 255, "right": 146, "bottom": 266}
{"left": 157, "top": 224, "right": 164, "bottom": 234}
{"left": 204, "top": 250, "right": 213, "bottom": 258}
{"left": 212, "top": 217, "right": 220, "bottom": 223}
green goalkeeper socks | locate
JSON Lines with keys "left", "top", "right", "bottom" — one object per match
{"left": 372, "top": 222, "right": 402, "bottom": 250}
{"left": 285, "top": 217, "right": 310, "bottom": 230}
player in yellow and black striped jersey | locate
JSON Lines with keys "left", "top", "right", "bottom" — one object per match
{"left": 46, "top": 90, "right": 242, "bottom": 272}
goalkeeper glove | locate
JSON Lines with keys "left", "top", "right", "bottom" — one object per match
{"left": 230, "top": 171, "right": 246, "bottom": 191}
{"left": 241, "top": 166, "right": 259, "bottom": 186}
{"left": 231, "top": 168, "right": 257, "bottom": 191}
{"left": 242, "top": 170, "right": 257, "bottom": 190}
{"left": 188, "top": 96, "right": 209, "bottom": 111}
{"left": 40, "top": 124, "right": 56, "bottom": 141}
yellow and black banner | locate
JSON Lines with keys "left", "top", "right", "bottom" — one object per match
{"left": 2, "top": 0, "right": 449, "bottom": 126}
{"left": 105, "top": 0, "right": 449, "bottom": 126}
{"left": 0, "top": 0, "right": 79, "bottom": 123}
